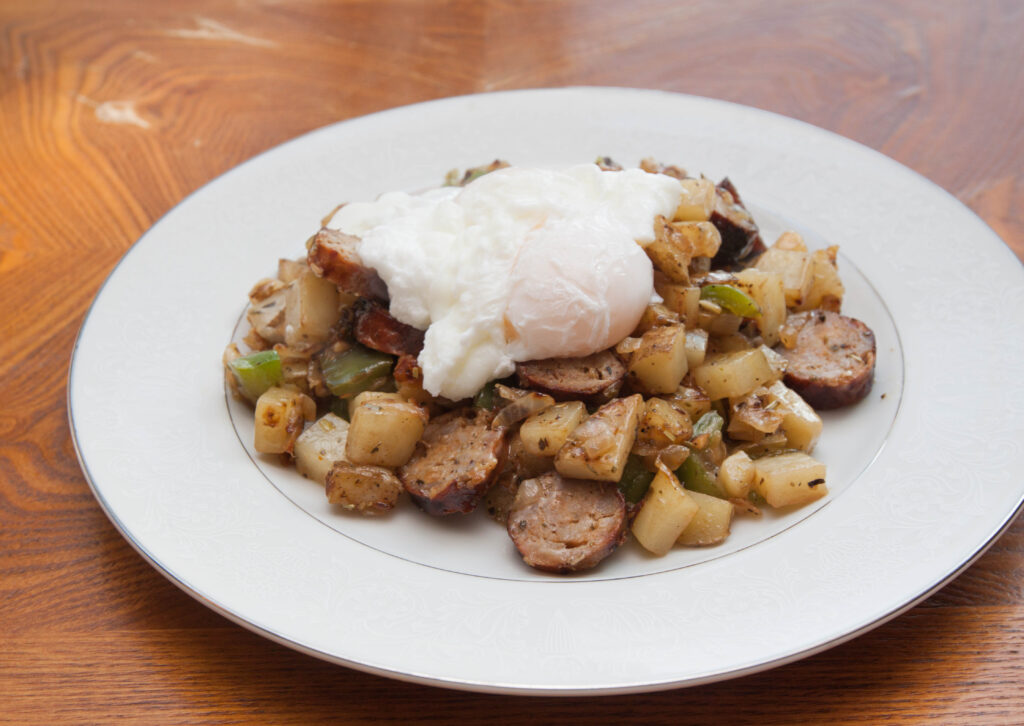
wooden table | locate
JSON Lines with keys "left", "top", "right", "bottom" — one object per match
{"left": 3, "top": 0, "right": 1022, "bottom": 722}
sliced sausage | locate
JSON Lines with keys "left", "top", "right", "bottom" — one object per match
{"left": 353, "top": 300, "right": 425, "bottom": 357}
{"left": 710, "top": 178, "right": 765, "bottom": 267}
{"left": 779, "top": 310, "right": 876, "bottom": 409}
{"left": 307, "top": 228, "right": 388, "bottom": 301}
{"left": 507, "top": 471, "right": 627, "bottom": 573}
{"left": 398, "top": 408, "right": 508, "bottom": 515}
{"left": 515, "top": 350, "right": 625, "bottom": 401}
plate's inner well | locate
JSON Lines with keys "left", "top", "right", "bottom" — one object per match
{"left": 226, "top": 203, "right": 905, "bottom": 582}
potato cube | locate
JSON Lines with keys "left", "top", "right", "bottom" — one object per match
{"left": 636, "top": 397, "right": 693, "bottom": 451}
{"left": 348, "top": 390, "right": 404, "bottom": 419}
{"left": 766, "top": 381, "right": 823, "bottom": 452}
{"left": 326, "top": 462, "right": 403, "bottom": 514}
{"left": 707, "top": 332, "right": 749, "bottom": 355}
{"left": 671, "top": 220, "right": 722, "bottom": 259}
{"left": 752, "top": 451, "right": 828, "bottom": 507}
{"left": 759, "top": 344, "right": 788, "bottom": 381}
{"left": 294, "top": 413, "right": 350, "bottom": 485}
{"left": 632, "top": 467, "right": 699, "bottom": 555}
{"left": 772, "top": 230, "right": 807, "bottom": 252}
{"left": 645, "top": 217, "right": 692, "bottom": 283}
{"left": 345, "top": 394, "right": 428, "bottom": 467}
{"left": 677, "top": 489, "right": 734, "bottom": 545}
{"left": 555, "top": 394, "right": 642, "bottom": 482}
{"left": 632, "top": 303, "right": 681, "bottom": 335}
{"left": 717, "top": 450, "right": 755, "bottom": 498}
{"left": 734, "top": 268, "right": 786, "bottom": 346}
{"left": 684, "top": 328, "right": 709, "bottom": 369}
{"left": 797, "top": 245, "right": 845, "bottom": 312}
{"left": 755, "top": 247, "right": 813, "bottom": 308}
{"left": 673, "top": 178, "right": 716, "bottom": 222}
{"left": 655, "top": 280, "right": 702, "bottom": 329}
{"left": 628, "top": 324, "right": 689, "bottom": 394}
{"left": 691, "top": 348, "right": 775, "bottom": 400}
{"left": 284, "top": 269, "right": 340, "bottom": 349}
{"left": 520, "top": 401, "right": 587, "bottom": 457}
{"left": 254, "top": 386, "right": 316, "bottom": 454}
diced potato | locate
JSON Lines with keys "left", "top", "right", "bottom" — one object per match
{"left": 772, "top": 230, "right": 807, "bottom": 252}
{"left": 734, "top": 268, "right": 786, "bottom": 346}
{"left": 520, "top": 401, "right": 587, "bottom": 457}
{"left": 673, "top": 178, "right": 716, "bottom": 222}
{"left": 691, "top": 348, "right": 775, "bottom": 400}
{"left": 766, "top": 380, "right": 823, "bottom": 452}
{"left": 645, "top": 217, "right": 692, "bottom": 283}
{"left": 682, "top": 286, "right": 701, "bottom": 328}
{"left": 632, "top": 303, "right": 681, "bottom": 335}
{"left": 632, "top": 466, "right": 699, "bottom": 555}
{"left": 654, "top": 280, "right": 702, "bottom": 328}
{"left": 635, "top": 397, "right": 693, "bottom": 452}
{"left": 555, "top": 394, "right": 642, "bottom": 482}
{"left": 706, "top": 332, "right": 749, "bottom": 355}
{"left": 348, "top": 390, "right": 405, "bottom": 418}
{"left": 797, "top": 245, "right": 845, "bottom": 312}
{"left": 326, "top": 461, "right": 403, "bottom": 514}
{"left": 717, "top": 450, "right": 755, "bottom": 498}
{"left": 294, "top": 413, "right": 350, "bottom": 485}
{"left": 345, "top": 393, "right": 428, "bottom": 467}
{"left": 755, "top": 247, "right": 813, "bottom": 308}
{"left": 254, "top": 386, "right": 316, "bottom": 454}
{"left": 684, "top": 328, "right": 708, "bottom": 369}
{"left": 653, "top": 278, "right": 686, "bottom": 314}
{"left": 759, "top": 344, "right": 788, "bottom": 382}
{"left": 752, "top": 451, "right": 828, "bottom": 508}
{"left": 677, "top": 489, "right": 734, "bottom": 545}
{"left": 284, "top": 269, "right": 340, "bottom": 349}
{"left": 671, "top": 220, "right": 722, "bottom": 259}
{"left": 628, "top": 324, "right": 689, "bottom": 394}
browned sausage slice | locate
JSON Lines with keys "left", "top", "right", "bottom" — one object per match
{"left": 398, "top": 408, "right": 508, "bottom": 515}
{"left": 515, "top": 350, "right": 625, "bottom": 401}
{"left": 710, "top": 178, "right": 765, "bottom": 267}
{"left": 779, "top": 310, "right": 876, "bottom": 409}
{"left": 507, "top": 471, "right": 627, "bottom": 573}
{"left": 353, "top": 300, "right": 425, "bottom": 357}
{"left": 307, "top": 228, "right": 389, "bottom": 301}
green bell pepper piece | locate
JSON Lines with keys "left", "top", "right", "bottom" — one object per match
{"left": 700, "top": 284, "right": 761, "bottom": 318}
{"left": 676, "top": 452, "right": 727, "bottom": 499}
{"left": 618, "top": 455, "right": 655, "bottom": 504}
{"left": 320, "top": 344, "right": 394, "bottom": 398}
{"left": 227, "top": 350, "right": 282, "bottom": 400}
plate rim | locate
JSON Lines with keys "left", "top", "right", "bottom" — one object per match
{"left": 67, "top": 86, "right": 1024, "bottom": 695}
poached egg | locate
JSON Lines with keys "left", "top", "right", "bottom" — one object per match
{"left": 330, "top": 164, "right": 683, "bottom": 400}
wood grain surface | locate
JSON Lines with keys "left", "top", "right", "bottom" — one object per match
{"left": 2, "top": 0, "right": 1022, "bottom": 723}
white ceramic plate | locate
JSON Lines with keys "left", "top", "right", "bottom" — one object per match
{"left": 69, "top": 88, "right": 1024, "bottom": 695}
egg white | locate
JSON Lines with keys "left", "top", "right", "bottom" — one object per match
{"left": 331, "top": 164, "right": 683, "bottom": 400}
